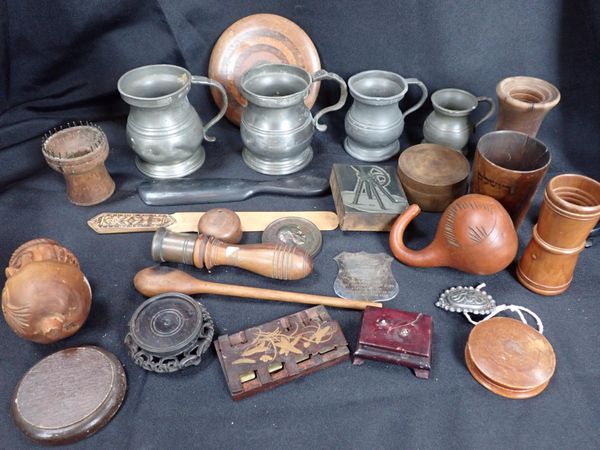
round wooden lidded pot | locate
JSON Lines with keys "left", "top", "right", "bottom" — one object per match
{"left": 465, "top": 317, "right": 556, "bottom": 399}
{"left": 397, "top": 144, "right": 470, "bottom": 212}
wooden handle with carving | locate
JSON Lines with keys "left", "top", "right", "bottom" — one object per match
{"left": 196, "top": 236, "right": 313, "bottom": 280}
{"left": 152, "top": 228, "right": 312, "bottom": 280}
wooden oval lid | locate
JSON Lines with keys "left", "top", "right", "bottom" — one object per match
{"left": 465, "top": 317, "right": 555, "bottom": 397}
{"left": 397, "top": 144, "right": 470, "bottom": 189}
{"left": 12, "top": 346, "right": 126, "bottom": 444}
{"left": 208, "top": 13, "right": 321, "bottom": 126}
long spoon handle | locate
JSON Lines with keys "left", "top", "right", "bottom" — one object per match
{"left": 134, "top": 266, "right": 381, "bottom": 311}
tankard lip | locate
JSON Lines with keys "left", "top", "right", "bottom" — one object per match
{"left": 240, "top": 63, "right": 311, "bottom": 108}
{"left": 496, "top": 76, "right": 561, "bottom": 110}
{"left": 347, "top": 70, "right": 408, "bottom": 105}
{"left": 477, "top": 130, "right": 551, "bottom": 174}
{"left": 117, "top": 64, "right": 192, "bottom": 105}
{"left": 431, "top": 88, "right": 478, "bottom": 116}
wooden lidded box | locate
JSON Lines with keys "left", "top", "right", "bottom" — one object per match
{"left": 330, "top": 164, "right": 408, "bottom": 231}
{"left": 465, "top": 317, "right": 556, "bottom": 399}
{"left": 397, "top": 144, "right": 469, "bottom": 212}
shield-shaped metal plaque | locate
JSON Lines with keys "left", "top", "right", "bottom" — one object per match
{"left": 333, "top": 252, "right": 398, "bottom": 302}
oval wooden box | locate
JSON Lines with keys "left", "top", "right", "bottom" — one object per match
{"left": 397, "top": 144, "right": 470, "bottom": 212}
{"left": 465, "top": 317, "right": 556, "bottom": 399}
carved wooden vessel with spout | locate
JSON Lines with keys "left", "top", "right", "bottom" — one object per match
{"left": 389, "top": 194, "right": 518, "bottom": 275}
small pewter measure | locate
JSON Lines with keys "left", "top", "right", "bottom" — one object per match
{"left": 423, "top": 88, "right": 495, "bottom": 153}
{"left": 344, "top": 70, "right": 427, "bottom": 162}
{"left": 240, "top": 63, "right": 347, "bottom": 175}
{"left": 118, "top": 64, "right": 227, "bottom": 179}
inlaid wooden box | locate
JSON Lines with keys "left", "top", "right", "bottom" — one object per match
{"left": 214, "top": 306, "right": 349, "bottom": 400}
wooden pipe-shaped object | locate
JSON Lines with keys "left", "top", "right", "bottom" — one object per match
{"left": 152, "top": 228, "right": 312, "bottom": 280}
{"left": 134, "top": 266, "right": 381, "bottom": 310}
{"left": 389, "top": 194, "right": 518, "bottom": 275}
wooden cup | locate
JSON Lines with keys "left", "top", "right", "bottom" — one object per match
{"left": 471, "top": 130, "right": 550, "bottom": 229}
{"left": 517, "top": 174, "right": 600, "bottom": 295}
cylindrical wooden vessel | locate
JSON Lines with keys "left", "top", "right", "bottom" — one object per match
{"left": 471, "top": 130, "right": 550, "bottom": 229}
{"left": 42, "top": 124, "right": 115, "bottom": 206}
{"left": 517, "top": 174, "right": 600, "bottom": 295}
{"left": 495, "top": 76, "right": 560, "bottom": 137}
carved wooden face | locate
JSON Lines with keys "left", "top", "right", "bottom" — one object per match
{"left": 2, "top": 257, "right": 90, "bottom": 344}
{"left": 6, "top": 239, "right": 79, "bottom": 278}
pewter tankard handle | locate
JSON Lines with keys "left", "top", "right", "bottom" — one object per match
{"left": 474, "top": 96, "right": 496, "bottom": 129}
{"left": 191, "top": 76, "right": 228, "bottom": 142}
{"left": 311, "top": 70, "right": 348, "bottom": 132}
{"left": 402, "top": 78, "right": 428, "bottom": 117}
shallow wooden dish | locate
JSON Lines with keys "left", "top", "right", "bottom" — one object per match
{"left": 397, "top": 144, "right": 470, "bottom": 212}
{"left": 208, "top": 13, "right": 321, "bottom": 126}
{"left": 12, "top": 346, "right": 126, "bottom": 444}
{"left": 465, "top": 317, "right": 556, "bottom": 399}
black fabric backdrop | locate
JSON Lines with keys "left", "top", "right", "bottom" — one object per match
{"left": 1, "top": 1, "right": 599, "bottom": 449}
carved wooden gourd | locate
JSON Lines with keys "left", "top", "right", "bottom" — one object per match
{"left": 389, "top": 194, "right": 518, "bottom": 275}
{"left": 2, "top": 239, "right": 92, "bottom": 344}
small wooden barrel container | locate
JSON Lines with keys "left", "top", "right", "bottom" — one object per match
{"left": 465, "top": 317, "right": 556, "bottom": 399}
{"left": 397, "top": 144, "right": 470, "bottom": 212}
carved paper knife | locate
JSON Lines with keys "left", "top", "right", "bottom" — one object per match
{"left": 87, "top": 211, "right": 339, "bottom": 234}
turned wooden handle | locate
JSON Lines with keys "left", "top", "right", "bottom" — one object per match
{"left": 134, "top": 266, "right": 382, "bottom": 311}
{"left": 152, "top": 229, "right": 313, "bottom": 280}
{"left": 196, "top": 235, "right": 313, "bottom": 280}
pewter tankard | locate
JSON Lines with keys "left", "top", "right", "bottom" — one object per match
{"left": 240, "top": 63, "right": 347, "bottom": 175}
{"left": 423, "top": 88, "right": 495, "bottom": 152}
{"left": 118, "top": 64, "right": 227, "bottom": 179}
{"left": 344, "top": 70, "right": 427, "bottom": 162}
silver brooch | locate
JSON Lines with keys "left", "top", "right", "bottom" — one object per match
{"left": 436, "top": 283, "right": 496, "bottom": 315}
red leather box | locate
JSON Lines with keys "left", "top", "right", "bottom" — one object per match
{"left": 353, "top": 306, "right": 433, "bottom": 379}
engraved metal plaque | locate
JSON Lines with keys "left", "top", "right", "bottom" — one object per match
{"left": 333, "top": 252, "right": 398, "bottom": 302}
